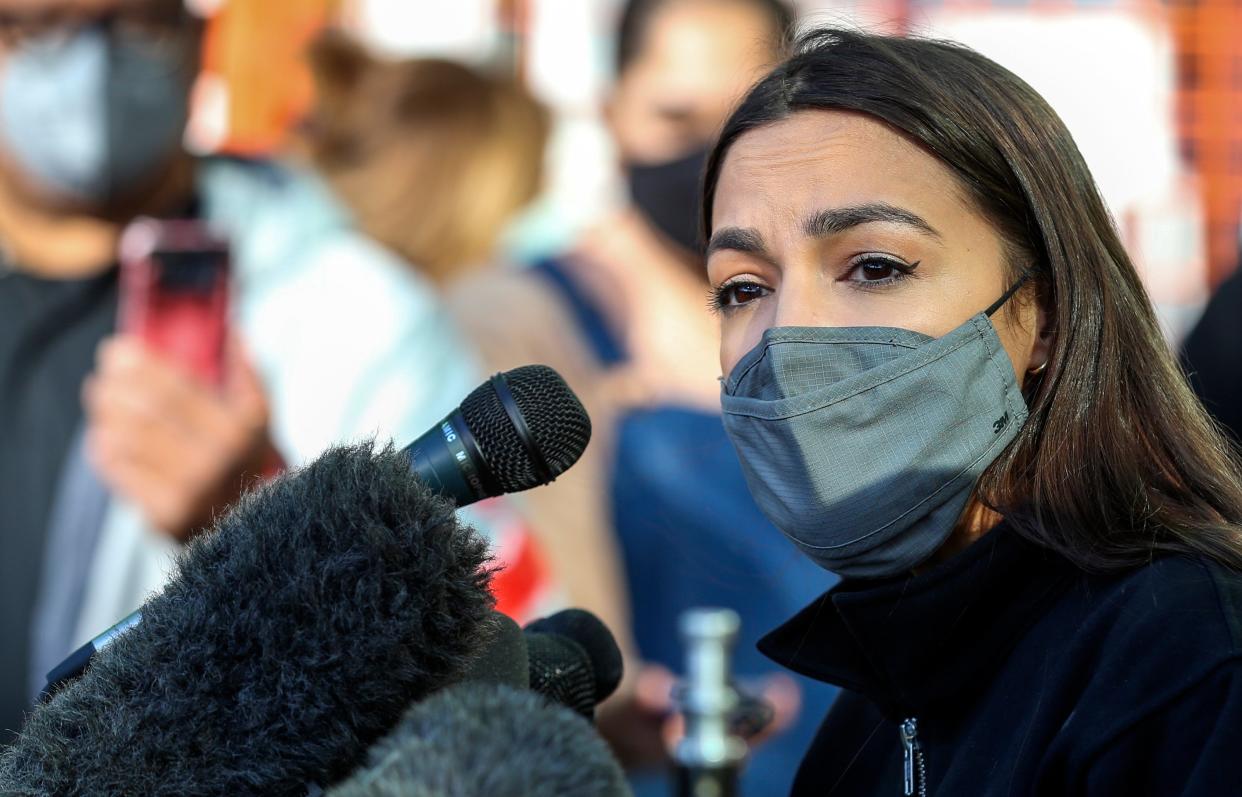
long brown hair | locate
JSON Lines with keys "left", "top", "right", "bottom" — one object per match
{"left": 301, "top": 32, "right": 549, "bottom": 283}
{"left": 702, "top": 28, "right": 1242, "bottom": 572}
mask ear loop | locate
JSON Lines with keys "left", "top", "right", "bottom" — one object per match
{"left": 984, "top": 268, "right": 1034, "bottom": 317}
{"left": 988, "top": 269, "right": 1052, "bottom": 392}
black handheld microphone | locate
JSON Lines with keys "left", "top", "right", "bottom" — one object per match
{"left": 526, "top": 609, "right": 624, "bottom": 719}
{"left": 42, "top": 365, "right": 592, "bottom": 698}
{"left": 404, "top": 364, "right": 592, "bottom": 507}
{"left": 464, "top": 609, "right": 624, "bottom": 719}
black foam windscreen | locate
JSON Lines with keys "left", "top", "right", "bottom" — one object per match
{"left": 0, "top": 443, "right": 495, "bottom": 797}
{"left": 459, "top": 365, "right": 591, "bottom": 494}
{"left": 460, "top": 611, "right": 529, "bottom": 690}
{"left": 326, "top": 684, "right": 630, "bottom": 797}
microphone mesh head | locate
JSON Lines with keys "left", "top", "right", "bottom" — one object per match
{"left": 525, "top": 633, "right": 599, "bottom": 718}
{"left": 460, "top": 365, "right": 592, "bottom": 494}
{"left": 525, "top": 609, "right": 623, "bottom": 705}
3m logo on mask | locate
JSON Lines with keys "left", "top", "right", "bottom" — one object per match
{"left": 992, "top": 412, "right": 1011, "bottom": 434}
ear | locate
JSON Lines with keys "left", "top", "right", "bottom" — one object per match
{"left": 1024, "top": 299, "right": 1054, "bottom": 376}
{"left": 601, "top": 87, "right": 621, "bottom": 140}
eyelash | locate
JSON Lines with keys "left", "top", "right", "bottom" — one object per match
{"left": 847, "top": 254, "right": 921, "bottom": 291}
{"left": 709, "top": 280, "right": 768, "bottom": 313}
{"left": 708, "top": 255, "right": 921, "bottom": 313}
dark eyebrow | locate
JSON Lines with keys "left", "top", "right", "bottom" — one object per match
{"left": 706, "top": 202, "right": 942, "bottom": 259}
{"left": 705, "top": 227, "right": 769, "bottom": 258}
{"left": 803, "top": 202, "right": 942, "bottom": 240}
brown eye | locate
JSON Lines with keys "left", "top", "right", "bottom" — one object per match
{"left": 844, "top": 255, "right": 920, "bottom": 288}
{"left": 712, "top": 280, "right": 770, "bottom": 310}
{"left": 859, "top": 260, "right": 897, "bottom": 280}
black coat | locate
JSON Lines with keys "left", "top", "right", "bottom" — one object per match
{"left": 759, "top": 519, "right": 1242, "bottom": 796}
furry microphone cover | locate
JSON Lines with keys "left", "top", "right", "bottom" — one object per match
{"left": 328, "top": 683, "right": 630, "bottom": 797}
{"left": 0, "top": 442, "right": 495, "bottom": 797}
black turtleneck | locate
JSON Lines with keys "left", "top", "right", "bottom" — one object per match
{"left": 760, "top": 519, "right": 1242, "bottom": 796}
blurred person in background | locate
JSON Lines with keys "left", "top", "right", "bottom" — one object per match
{"left": 1182, "top": 248, "right": 1242, "bottom": 445}
{"left": 295, "top": 30, "right": 566, "bottom": 623}
{"left": 299, "top": 30, "right": 550, "bottom": 286}
{"left": 450, "top": 0, "right": 841, "bottom": 791}
{"left": 0, "top": 0, "right": 480, "bottom": 740}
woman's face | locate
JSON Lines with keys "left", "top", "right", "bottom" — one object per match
{"left": 708, "top": 110, "right": 1050, "bottom": 380}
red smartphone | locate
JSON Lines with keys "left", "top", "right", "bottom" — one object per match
{"left": 118, "top": 217, "right": 230, "bottom": 387}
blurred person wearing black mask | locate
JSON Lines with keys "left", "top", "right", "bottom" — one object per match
{"left": 451, "top": 2, "right": 842, "bottom": 794}
{"left": 0, "top": 0, "right": 479, "bottom": 740}
{"left": 558, "top": 0, "right": 792, "bottom": 408}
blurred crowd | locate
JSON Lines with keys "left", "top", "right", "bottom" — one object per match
{"left": 1, "top": 0, "right": 1239, "bottom": 794}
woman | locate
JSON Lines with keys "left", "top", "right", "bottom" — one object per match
{"left": 293, "top": 33, "right": 564, "bottom": 623}
{"left": 704, "top": 29, "right": 1242, "bottom": 795}
{"left": 300, "top": 31, "right": 549, "bottom": 284}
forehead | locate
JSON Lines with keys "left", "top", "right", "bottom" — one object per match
{"left": 712, "top": 110, "right": 972, "bottom": 228}
{"left": 626, "top": 2, "right": 775, "bottom": 91}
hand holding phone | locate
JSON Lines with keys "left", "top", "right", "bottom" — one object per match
{"left": 118, "top": 217, "right": 229, "bottom": 386}
{"left": 84, "top": 218, "right": 281, "bottom": 541}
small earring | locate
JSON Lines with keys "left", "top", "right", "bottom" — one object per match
{"left": 1028, "top": 360, "right": 1049, "bottom": 375}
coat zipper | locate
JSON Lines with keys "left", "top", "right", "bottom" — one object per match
{"left": 900, "top": 717, "right": 928, "bottom": 797}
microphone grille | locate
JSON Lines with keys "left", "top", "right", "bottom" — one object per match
{"left": 460, "top": 365, "right": 591, "bottom": 494}
{"left": 525, "top": 633, "right": 599, "bottom": 718}
{"left": 526, "top": 609, "right": 623, "bottom": 707}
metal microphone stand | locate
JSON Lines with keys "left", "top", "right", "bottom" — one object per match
{"left": 674, "top": 608, "right": 747, "bottom": 797}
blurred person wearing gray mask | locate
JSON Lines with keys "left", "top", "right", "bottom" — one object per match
{"left": 0, "top": 0, "right": 478, "bottom": 741}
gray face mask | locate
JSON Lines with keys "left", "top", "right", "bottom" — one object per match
{"left": 720, "top": 279, "right": 1031, "bottom": 580}
{"left": 0, "top": 26, "right": 190, "bottom": 204}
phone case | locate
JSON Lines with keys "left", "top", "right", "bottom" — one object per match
{"left": 118, "top": 217, "right": 231, "bottom": 387}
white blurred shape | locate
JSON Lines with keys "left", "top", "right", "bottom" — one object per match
{"left": 341, "top": 0, "right": 500, "bottom": 61}
{"left": 185, "top": 0, "right": 225, "bottom": 18}
{"left": 916, "top": 7, "right": 1205, "bottom": 340}
{"left": 527, "top": 0, "right": 614, "bottom": 111}
{"left": 511, "top": 0, "right": 623, "bottom": 257}
{"left": 798, "top": 0, "right": 911, "bottom": 35}
{"left": 184, "top": 72, "right": 229, "bottom": 155}
{"left": 918, "top": 9, "right": 1178, "bottom": 213}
